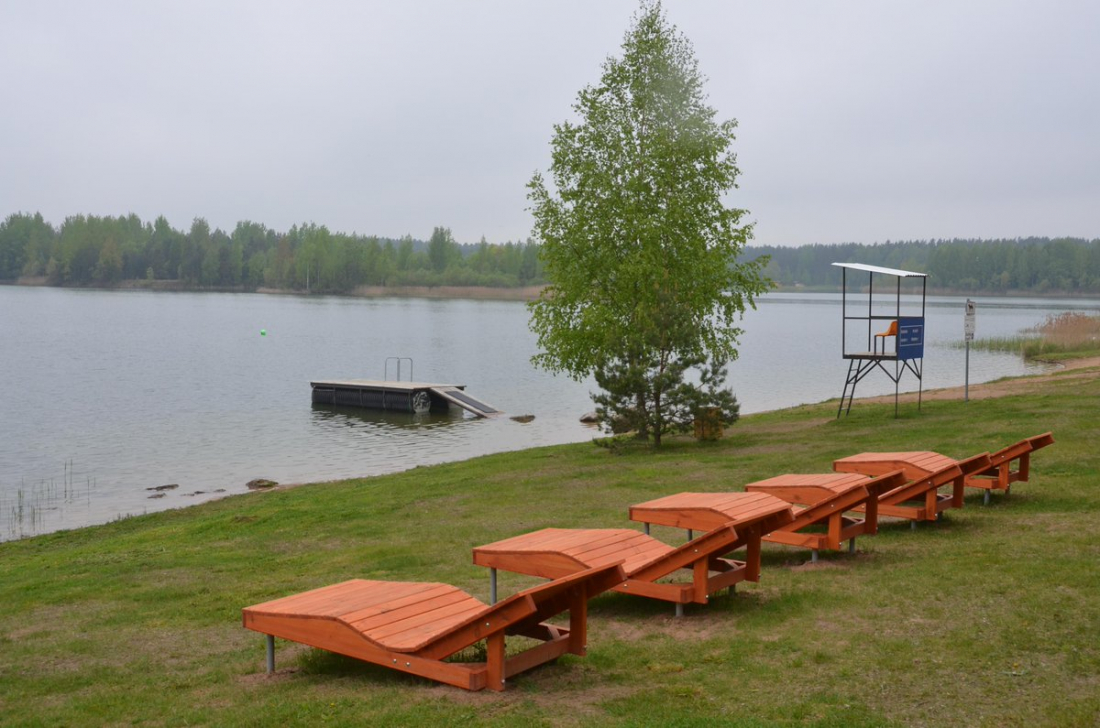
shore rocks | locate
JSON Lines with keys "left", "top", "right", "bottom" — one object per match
{"left": 146, "top": 484, "right": 179, "bottom": 491}
{"left": 246, "top": 479, "right": 279, "bottom": 490}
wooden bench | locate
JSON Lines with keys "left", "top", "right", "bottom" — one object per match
{"left": 474, "top": 496, "right": 793, "bottom": 617}
{"left": 833, "top": 452, "right": 992, "bottom": 526}
{"left": 242, "top": 563, "right": 625, "bottom": 692}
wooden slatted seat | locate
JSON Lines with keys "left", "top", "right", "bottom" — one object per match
{"left": 834, "top": 451, "right": 992, "bottom": 525}
{"left": 474, "top": 498, "right": 793, "bottom": 616}
{"left": 964, "top": 432, "right": 1054, "bottom": 502}
{"left": 743, "top": 470, "right": 908, "bottom": 560}
{"left": 242, "top": 563, "right": 625, "bottom": 692}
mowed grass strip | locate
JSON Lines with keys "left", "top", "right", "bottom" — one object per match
{"left": 1, "top": 366, "right": 1098, "bottom": 727}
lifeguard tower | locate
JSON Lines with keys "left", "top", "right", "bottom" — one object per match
{"left": 833, "top": 263, "right": 927, "bottom": 417}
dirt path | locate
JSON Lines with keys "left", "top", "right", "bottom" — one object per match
{"left": 857, "top": 356, "right": 1100, "bottom": 406}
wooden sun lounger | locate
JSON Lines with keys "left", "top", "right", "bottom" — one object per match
{"left": 242, "top": 563, "right": 626, "bottom": 692}
{"left": 833, "top": 451, "right": 992, "bottom": 526}
{"left": 742, "top": 470, "right": 908, "bottom": 561}
{"left": 474, "top": 497, "right": 793, "bottom": 617}
{"left": 964, "top": 432, "right": 1054, "bottom": 503}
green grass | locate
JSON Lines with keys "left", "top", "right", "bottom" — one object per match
{"left": 2, "top": 367, "right": 1099, "bottom": 726}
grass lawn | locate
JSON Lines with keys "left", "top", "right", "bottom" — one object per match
{"left": 1, "top": 365, "right": 1098, "bottom": 727}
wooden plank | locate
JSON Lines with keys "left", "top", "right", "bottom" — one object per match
{"left": 310, "top": 379, "right": 462, "bottom": 391}
{"left": 629, "top": 492, "right": 792, "bottom": 531}
{"left": 341, "top": 584, "right": 465, "bottom": 624}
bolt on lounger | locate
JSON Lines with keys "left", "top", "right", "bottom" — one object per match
{"left": 833, "top": 451, "right": 992, "bottom": 528}
{"left": 241, "top": 562, "right": 626, "bottom": 692}
{"left": 473, "top": 498, "right": 793, "bottom": 617}
{"left": 740, "top": 470, "right": 909, "bottom": 562}
{"left": 964, "top": 432, "right": 1054, "bottom": 503}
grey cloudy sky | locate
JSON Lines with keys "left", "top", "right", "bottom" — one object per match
{"left": 1, "top": 0, "right": 1097, "bottom": 246}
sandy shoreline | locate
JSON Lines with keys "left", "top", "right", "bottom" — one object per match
{"left": 856, "top": 355, "right": 1100, "bottom": 406}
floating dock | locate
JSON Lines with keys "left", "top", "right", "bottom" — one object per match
{"left": 310, "top": 380, "right": 502, "bottom": 418}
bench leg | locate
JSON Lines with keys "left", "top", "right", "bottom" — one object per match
{"left": 643, "top": 522, "right": 650, "bottom": 535}
{"left": 911, "top": 520, "right": 917, "bottom": 531}
{"left": 675, "top": 603, "right": 684, "bottom": 618}
{"left": 848, "top": 538, "right": 856, "bottom": 554}
{"left": 489, "top": 568, "right": 498, "bottom": 605}
{"left": 265, "top": 634, "right": 275, "bottom": 674}
{"left": 983, "top": 490, "right": 991, "bottom": 506}
{"left": 811, "top": 549, "right": 819, "bottom": 564}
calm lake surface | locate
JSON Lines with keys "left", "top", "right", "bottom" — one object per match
{"left": 2, "top": 286, "right": 1096, "bottom": 541}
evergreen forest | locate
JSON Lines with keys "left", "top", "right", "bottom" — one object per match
{"left": 749, "top": 237, "right": 1100, "bottom": 294}
{"left": 0, "top": 213, "right": 542, "bottom": 292}
{"left": 1, "top": 212, "right": 1097, "bottom": 296}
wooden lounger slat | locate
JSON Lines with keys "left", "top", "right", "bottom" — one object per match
{"left": 370, "top": 604, "right": 490, "bottom": 648}
{"left": 248, "top": 580, "right": 441, "bottom": 618}
{"left": 243, "top": 564, "right": 626, "bottom": 692}
{"left": 348, "top": 589, "right": 482, "bottom": 633}
{"left": 340, "top": 584, "right": 463, "bottom": 625}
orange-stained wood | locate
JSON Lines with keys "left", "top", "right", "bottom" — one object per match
{"left": 472, "top": 513, "right": 794, "bottom": 608}
{"left": 242, "top": 562, "right": 626, "bottom": 692}
{"left": 630, "top": 472, "right": 906, "bottom": 557}
{"left": 964, "top": 432, "right": 1054, "bottom": 492}
{"left": 837, "top": 454, "right": 992, "bottom": 522}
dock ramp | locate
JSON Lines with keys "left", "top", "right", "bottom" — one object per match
{"left": 429, "top": 387, "right": 502, "bottom": 418}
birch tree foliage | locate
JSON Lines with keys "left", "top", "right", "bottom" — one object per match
{"left": 527, "top": 1, "right": 770, "bottom": 445}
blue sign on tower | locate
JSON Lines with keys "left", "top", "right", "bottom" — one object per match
{"left": 897, "top": 317, "right": 925, "bottom": 360}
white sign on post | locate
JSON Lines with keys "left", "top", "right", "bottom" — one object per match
{"left": 964, "top": 299, "right": 976, "bottom": 341}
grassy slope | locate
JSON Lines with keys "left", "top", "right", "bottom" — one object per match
{"left": 1, "top": 369, "right": 1098, "bottom": 727}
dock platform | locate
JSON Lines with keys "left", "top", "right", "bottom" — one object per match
{"left": 310, "top": 379, "right": 502, "bottom": 418}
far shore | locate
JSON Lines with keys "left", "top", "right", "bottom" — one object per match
{"left": 6, "top": 276, "right": 547, "bottom": 301}
{"left": 6, "top": 276, "right": 1100, "bottom": 301}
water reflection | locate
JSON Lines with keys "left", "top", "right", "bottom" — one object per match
{"left": 310, "top": 403, "right": 469, "bottom": 430}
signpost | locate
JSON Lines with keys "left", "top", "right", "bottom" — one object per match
{"left": 964, "top": 299, "right": 976, "bottom": 401}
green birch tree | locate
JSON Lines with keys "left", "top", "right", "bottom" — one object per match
{"left": 527, "top": 1, "right": 770, "bottom": 446}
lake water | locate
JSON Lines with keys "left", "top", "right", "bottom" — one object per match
{"left": 2, "top": 286, "right": 1096, "bottom": 541}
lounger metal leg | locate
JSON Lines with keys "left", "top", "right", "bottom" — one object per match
{"left": 265, "top": 634, "right": 275, "bottom": 674}
{"left": 675, "top": 603, "right": 684, "bottom": 618}
{"left": 849, "top": 538, "right": 856, "bottom": 554}
{"left": 984, "top": 490, "right": 991, "bottom": 506}
{"left": 489, "top": 568, "right": 498, "bottom": 605}
{"left": 811, "top": 549, "right": 819, "bottom": 564}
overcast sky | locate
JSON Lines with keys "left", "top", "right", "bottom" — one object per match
{"left": 1, "top": 1, "right": 1097, "bottom": 247}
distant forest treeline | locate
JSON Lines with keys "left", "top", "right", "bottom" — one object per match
{"left": 2, "top": 212, "right": 1098, "bottom": 295}
{"left": 0, "top": 212, "right": 542, "bottom": 292}
{"left": 748, "top": 237, "right": 1100, "bottom": 294}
